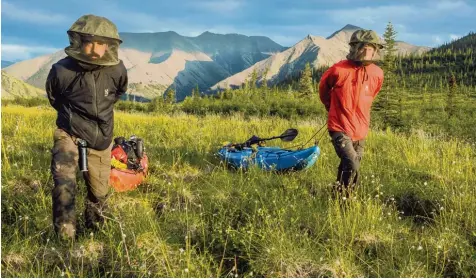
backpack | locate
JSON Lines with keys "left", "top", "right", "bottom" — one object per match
{"left": 111, "top": 135, "right": 145, "bottom": 170}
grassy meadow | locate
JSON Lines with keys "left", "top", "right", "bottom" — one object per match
{"left": 1, "top": 105, "right": 476, "bottom": 277}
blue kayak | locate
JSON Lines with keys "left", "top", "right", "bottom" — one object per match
{"left": 217, "top": 145, "right": 320, "bottom": 171}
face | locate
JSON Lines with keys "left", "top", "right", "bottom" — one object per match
{"left": 357, "top": 44, "right": 376, "bottom": 61}
{"left": 82, "top": 40, "right": 108, "bottom": 60}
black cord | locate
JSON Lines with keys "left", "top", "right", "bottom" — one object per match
{"left": 287, "top": 123, "right": 327, "bottom": 150}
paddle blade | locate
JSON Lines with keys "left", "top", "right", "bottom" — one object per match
{"left": 280, "top": 128, "right": 298, "bottom": 141}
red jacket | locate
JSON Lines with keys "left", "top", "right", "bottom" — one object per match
{"left": 319, "top": 60, "right": 384, "bottom": 141}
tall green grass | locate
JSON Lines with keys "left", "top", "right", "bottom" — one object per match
{"left": 2, "top": 106, "right": 475, "bottom": 277}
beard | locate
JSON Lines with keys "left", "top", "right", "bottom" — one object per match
{"left": 346, "top": 43, "right": 377, "bottom": 65}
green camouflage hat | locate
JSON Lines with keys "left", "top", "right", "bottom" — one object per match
{"left": 68, "top": 14, "right": 122, "bottom": 42}
{"left": 349, "top": 30, "right": 384, "bottom": 49}
{"left": 65, "top": 14, "right": 122, "bottom": 66}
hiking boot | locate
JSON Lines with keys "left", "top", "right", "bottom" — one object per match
{"left": 85, "top": 201, "right": 107, "bottom": 231}
{"left": 58, "top": 223, "right": 76, "bottom": 240}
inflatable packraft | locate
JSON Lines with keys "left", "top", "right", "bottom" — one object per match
{"left": 109, "top": 135, "right": 148, "bottom": 192}
{"left": 218, "top": 144, "right": 320, "bottom": 171}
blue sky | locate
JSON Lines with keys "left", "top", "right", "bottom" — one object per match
{"left": 1, "top": 0, "right": 475, "bottom": 61}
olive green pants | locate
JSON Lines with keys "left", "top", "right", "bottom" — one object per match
{"left": 50, "top": 128, "right": 112, "bottom": 233}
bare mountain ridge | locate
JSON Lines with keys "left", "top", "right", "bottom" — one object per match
{"left": 3, "top": 25, "right": 429, "bottom": 100}
{"left": 212, "top": 24, "right": 431, "bottom": 90}
{"left": 3, "top": 31, "right": 285, "bottom": 100}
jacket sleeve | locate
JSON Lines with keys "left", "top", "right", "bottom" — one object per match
{"left": 319, "top": 66, "right": 337, "bottom": 112}
{"left": 374, "top": 74, "right": 384, "bottom": 98}
{"left": 45, "top": 66, "right": 61, "bottom": 111}
{"left": 115, "top": 61, "right": 128, "bottom": 103}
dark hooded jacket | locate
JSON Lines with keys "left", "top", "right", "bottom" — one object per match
{"left": 46, "top": 15, "right": 128, "bottom": 150}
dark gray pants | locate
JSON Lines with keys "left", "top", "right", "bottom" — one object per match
{"left": 329, "top": 131, "right": 365, "bottom": 196}
{"left": 50, "top": 128, "right": 112, "bottom": 233}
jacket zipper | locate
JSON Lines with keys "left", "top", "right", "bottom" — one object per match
{"left": 91, "top": 72, "right": 99, "bottom": 147}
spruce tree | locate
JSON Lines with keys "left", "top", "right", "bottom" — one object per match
{"left": 375, "top": 21, "right": 404, "bottom": 129}
{"left": 298, "top": 62, "right": 314, "bottom": 96}
{"left": 165, "top": 88, "right": 176, "bottom": 104}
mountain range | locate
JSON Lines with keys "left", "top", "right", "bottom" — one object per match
{"left": 212, "top": 25, "right": 431, "bottom": 90}
{"left": 2, "top": 24, "right": 430, "bottom": 100}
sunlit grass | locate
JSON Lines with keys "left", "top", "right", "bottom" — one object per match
{"left": 2, "top": 106, "right": 475, "bottom": 277}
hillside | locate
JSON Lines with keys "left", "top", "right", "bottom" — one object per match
{"left": 212, "top": 24, "right": 430, "bottom": 90}
{"left": 2, "top": 106, "right": 475, "bottom": 277}
{"left": 1, "top": 71, "right": 46, "bottom": 99}
{"left": 3, "top": 26, "right": 430, "bottom": 100}
{"left": 396, "top": 32, "right": 476, "bottom": 89}
{"left": 3, "top": 31, "right": 285, "bottom": 101}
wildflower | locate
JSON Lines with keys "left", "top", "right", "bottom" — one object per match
{"left": 440, "top": 207, "right": 444, "bottom": 211}
{"left": 51, "top": 247, "right": 56, "bottom": 251}
{"left": 90, "top": 232, "right": 94, "bottom": 237}
{"left": 122, "top": 234, "right": 126, "bottom": 238}
{"left": 184, "top": 268, "right": 189, "bottom": 273}
{"left": 61, "top": 271, "right": 65, "bottom": 277}
{"left": 424, "top": 182, "right": 428, "bottom": 186}
{"left": 342, "top": 197, "right": 347, "bottom": 201}
{"left": 24, "top": 216, "right": 29, "bottom": 220}
{"left": 417, "top": 245, "right": 423, "bottom": 251}
{"left": 179, "top": 248, "right": 185, "bottom": 254}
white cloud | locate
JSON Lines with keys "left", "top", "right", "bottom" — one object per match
{"left": 326, "top": 5, "right": 418, "bottom": 25}
{"left": 435, "top": 0, "right": 471, "bottom": 11}
{"left": 326, "top": 0, "right": 474, "bottom": 25}
{"left": 1, "top": 44, "right": 60, "bottom": 61}
{"left": 192, "top": 0, "right": 245, "bottom": 13}
{"left": 1, "top": 1, "right": 68, "bottom": 25}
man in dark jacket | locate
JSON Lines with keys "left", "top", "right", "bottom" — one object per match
{"left": 46, "top": 14, "right": 128, "bottom": 239}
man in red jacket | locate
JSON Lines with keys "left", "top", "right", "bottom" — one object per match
{"left": 319, "top": 29, "right": 384, "bottom": 198}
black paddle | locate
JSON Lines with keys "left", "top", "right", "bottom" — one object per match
{"left": 244, "top": 128, "right": 298, "bottom": 146}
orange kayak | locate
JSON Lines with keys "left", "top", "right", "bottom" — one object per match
{"left": 109, "top": 154, "right": 149, "bottom": 192}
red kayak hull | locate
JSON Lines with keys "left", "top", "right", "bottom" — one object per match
{"left": 109, "top": 154, "right": 149, "bottom": 192}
